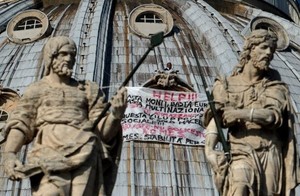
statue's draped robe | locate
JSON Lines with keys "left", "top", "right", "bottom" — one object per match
{"left": 205, "top": 72, "right": 300, "bottom": 195}
{"left": 5, "top": 78, "right": 121, "bottom": 196}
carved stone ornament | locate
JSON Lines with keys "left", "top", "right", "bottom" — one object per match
{"left": 143, "top": 70, "right": 195, "bottom": 92}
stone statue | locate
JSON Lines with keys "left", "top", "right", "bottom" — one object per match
{"left": 204, "top": 29, "right": 300, "bottom": 195}
{"left": 2, "top": 36, "right": 127, "bottom": 195}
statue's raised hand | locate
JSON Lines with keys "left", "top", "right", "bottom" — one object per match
{"left": 110, "top": 87, "right": 128, "bottom": 119}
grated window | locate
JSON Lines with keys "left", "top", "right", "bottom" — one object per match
{"left": 14, "top": 17, "right": 43, "bottom": 31}
{"left": 136, "top": 12, "right": 163, "bottom": 24}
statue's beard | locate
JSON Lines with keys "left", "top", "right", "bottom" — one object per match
{"left": 52, "top": 62, "right": 73, "bottom": 77}
{"left": 252, "top": 54, "right": 271, "bottom": 71}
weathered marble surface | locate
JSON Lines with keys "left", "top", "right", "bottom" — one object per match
{"left": 2, "top": 36, "right": 127, "bottom": 195}
{"left": 204, "top": 29, "right": 300, "bottom": 195}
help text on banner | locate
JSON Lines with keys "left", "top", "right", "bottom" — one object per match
{"left": 121, "top": 87, "right": 208, "bottom": 146}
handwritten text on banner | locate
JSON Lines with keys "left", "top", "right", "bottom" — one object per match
{"left": 121, "top": 87, "right": 208, "bottom": 146}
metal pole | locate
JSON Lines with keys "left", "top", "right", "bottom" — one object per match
{"left": 188, "top": 34, "right": 230, "bottom": 160}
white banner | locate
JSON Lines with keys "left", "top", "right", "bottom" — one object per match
{"left": 121, "top": 87, "right": 208, "bottom": 146}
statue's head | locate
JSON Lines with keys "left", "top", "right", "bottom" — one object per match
{"left": 43, "top": 36, "right": 77, "bottom": 76}
{"left": 233, "top": 29, "right": 278, "bottom": 75}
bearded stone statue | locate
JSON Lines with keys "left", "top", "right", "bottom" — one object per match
{"left": 204, "top": 29, "right": 300, "bottom": 195}
{"left": 2, "top": 36, "right": 127, "bottom": 196}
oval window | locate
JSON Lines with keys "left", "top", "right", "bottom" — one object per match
{"left": 6, "top": 9, "right": 52, "bottom": 44}
{"left": 129, "top": 4, "right": 173, "bottom": 38}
